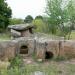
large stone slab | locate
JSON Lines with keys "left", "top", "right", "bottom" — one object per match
{"left": 60, "top": 40, "right": 75, "bottom": 59}
{"left": 0, "top": 40, "right": 17, "bottom": 61}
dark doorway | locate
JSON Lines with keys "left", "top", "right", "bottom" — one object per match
{"left": 45, "top": 51, "right": 54, "bottom": 59}
{"left": 20, "top": 45, "right": 28, "bottom": 54}
{"left": 29, "top": 28, "right": 33, "bottom": 34}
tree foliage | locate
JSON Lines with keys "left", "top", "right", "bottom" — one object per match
{"left": 9, "top": 18, "right": 24, "bottom": 25}
{"left": 35, "top": 15, "right": 43, "bottom": 20}
{"left": 63, "top": 0, "right": 75, "bottom": 39}
{"left": 32, "top": 19, "right": 47, "bottom": 33}
{"left": 24, "top": 15, "right": 33, "bottom": 23}
{"left": 67, "top": 0, "right": 75, "bottom": 29}
{"left": 46, "top": 0, "right": 67, "bottom": 34}
{"left": 0, "top": 0, "right": 12, "bottom": 32}
{"left": 45, "top": 0, "right": 75, "bottom": 39}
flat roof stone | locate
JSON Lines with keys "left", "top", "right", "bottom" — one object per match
{"left": 8, "top": 24, "right": 34, "bottom": 31}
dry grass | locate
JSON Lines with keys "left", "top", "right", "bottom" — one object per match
{"left": 0, "top": 61, "right": 10, "bottom": 69}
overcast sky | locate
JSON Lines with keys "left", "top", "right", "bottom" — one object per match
{"left": 6, "top": 0, "right": 46, "bottom": 19}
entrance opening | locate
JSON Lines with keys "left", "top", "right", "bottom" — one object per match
{"left": 20, "top": 45, "right": 28, "bottom": 54}
{"left": 45, "top": 51, "right": 54, "bottom": 59}
{"left": 29, "top": 28, "right": 33, "bottom": 34}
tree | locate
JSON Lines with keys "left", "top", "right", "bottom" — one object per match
{"left": 45, "top": 0, "right": 64, "bottom": 34}
{"left": 0, "top": 0, "right": 12, "bottom": 32}
{"left": 32, "top": 19, "right": 47, "bottom": 33}
{"left": 45, "top": 0, "right": 75, "bottom": 39}
{"left": 9, "top": 18, "right": 24, "bottom": 25}
{"left": 35, "top": 15, "right": 43, "bottom": 20}
{"left": 66, "top": 0, "right": 75, "bottom": 39}
{"left": 24, "top": 15, "right": 33, "bottom": 23}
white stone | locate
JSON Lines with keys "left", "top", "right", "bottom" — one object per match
{"left": 37, "top": 59, "right": 43, "bottom": 62}
{"left": 33, "top": 71, "right": 45, "bottom": 75}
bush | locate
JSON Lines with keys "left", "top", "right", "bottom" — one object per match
{"left": 9, "top": 55, "right": 23, "bottom": 68}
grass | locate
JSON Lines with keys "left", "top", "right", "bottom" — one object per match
{"left": 0, "top": 30, "right": 75, "bottom": 41}
{"left": 0, "top": 55, "right": 75, "bottom": 75}
{"left": 28, "top": 63, "right": 75, "bottom": 75}
{"left": 69, "top": 31, "right": 75, "bottom": 40}
{"left": 0, "top": 61, "right": 75, "bottom": 75}
{"left": 0, "top": 33, "right": 11, "bottom": 41}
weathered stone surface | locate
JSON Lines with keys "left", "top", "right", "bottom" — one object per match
{"left": 21, "top": 30, "right": 32, "bottom": 37}
{"left": 11, "top": 29, "right": 21, "bottom": 38}
{"left": 8, "top": 24, "right": 34, "bottom": 31}
{"left": 15, "top": 37, "right": 35, "bottom": 56}
{"left": 27, "top": 39, "right": 35, "bottom": 55}
{"left": 36, "top": 41, "right": 45, "bottom": 60}
{"left": 35, "top": 37, "right": 60, "bottom": 60}
{"left": 1, "top": 32, "right": 75, "bottom": 61}
{"left": 8, "top": 24, "right": 34, "bottom": 38}
{"left": 60, "top": 40, "right": 75, "bottom": 59}
{"left": 0, "top": 40, "right": 17, "bottom": 61}
{"left": 46, "top": 40, "right": 59, "bottom": 58}
{"left": 15, "top": 37, "right": 29, "bottom": 55}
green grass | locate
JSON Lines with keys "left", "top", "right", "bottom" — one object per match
{"left": 65, "top": 31, "right": 75, "bottom": 40}
{"left": 0, "top": 60, "right": 75, "bottom": 75}
{"left": 0, "top": 33, "right": 11, "bottom": 41}
{"left": 0, "top": 31, "right": 75, "bottom": 41}
{"left": 69, "top": 31, "right": 75, "bottom": 40}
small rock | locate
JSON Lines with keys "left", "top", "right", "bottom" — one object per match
{"left": 27, "top": 60, "right": 32, "bottom": 64}
{"left": 32, "top": 71, "right": 45, "bottom": 75}
{"left": 37, "top": 59, "right": 43, "bottom": 62}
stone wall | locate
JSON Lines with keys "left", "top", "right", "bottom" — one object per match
{"left": 0, "top": 40, "right": 17, "bottom": 61}
{"left": 35, "top": 39, "right": 75, "bottom": 60}
{"left": 35, "top": 39, "right": 60, "bottom": 60}
{"left": 15, "top": 37, "right": 35, "bottom": 56}
{"left": 35, "top": 41, "right": 46, "bottom": 60}
{"left": 0, "top": 37, "right": 75, "bottom": 61}
{"left": 0, "top": 37, "right": 35, "bottom": 61}
{"left": 59, "top": 40, "right": 75, "bottom": 59}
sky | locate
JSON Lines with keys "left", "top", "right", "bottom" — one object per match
{"left": 6, "top": 0, "right": 46, "bottom": 19}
